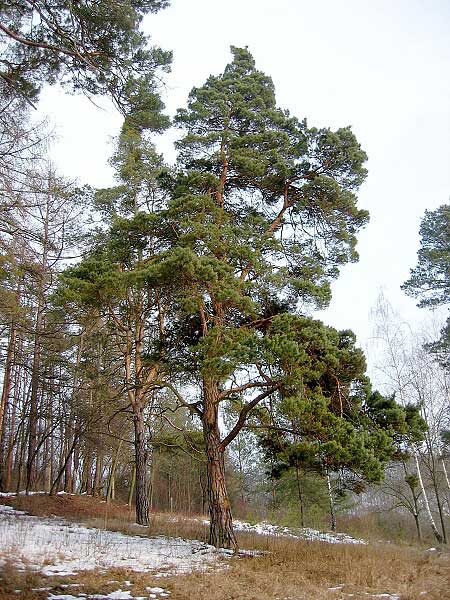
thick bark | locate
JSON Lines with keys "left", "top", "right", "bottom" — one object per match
{"left": 203, "top": 377, "right": 237, "bottom": 550}
{"left": 134, "top": 409, "right": 149, "bottom": 526}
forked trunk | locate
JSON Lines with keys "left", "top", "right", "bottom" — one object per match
{"left": 203, "top": 378, "right": 237, "bottom": 550}
{"left": 134, "top": 409, "right": 149, "bottom": 526}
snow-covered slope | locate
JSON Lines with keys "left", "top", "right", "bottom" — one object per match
{"left": 232, "top": 519, "right": 367, "bottom": 544}
{"left": 0, "top": 500, "right": 367, "bottom": 581}
{"left": 0, "top": 504, "right": 220, "bottom": 577}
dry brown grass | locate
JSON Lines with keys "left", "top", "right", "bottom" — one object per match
{"left": 1, "top": 494, "right": 449, "bottom": 600}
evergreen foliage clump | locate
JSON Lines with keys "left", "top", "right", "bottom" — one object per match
{"left": 402, "top": 205, "right": 450, "bottom": 366}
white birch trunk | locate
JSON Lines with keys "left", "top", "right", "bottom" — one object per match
{"left": 326, "top": 468, "right": 336, "bottom": 532}
{"left": 415, "top": 451, "right": 443, "bottom": 543}
{"left": 441, "top": 457, "right": 450, "bottom": 514}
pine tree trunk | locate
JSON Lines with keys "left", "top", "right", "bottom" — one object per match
{"left": 5, "top": 398, "right": 17, "bottom": 491}
{"left": 0, "top": 325, "right": 16, "bottom": 490}
{"left": 16, "top": 415, "right": 27, "bottom": 493}
{"left": 106, "top": 439, "right": 122, "bottom": 503}
{"left": 64, "top": 432, "right": 73, "bottom": 493}
{"left": 5, "top": 346, "right": 22, "bottom": 491}
{"left": 203, "top": 377, "right": 237, "bottom": 550}
{"left": 26, "top": 296, "right": 44, "bottom": 493}
{"left": 134, "top": 409, "right": 149, "bottom": 525}
{"left": 27, "top": 243, "right": 49, "bottom": 492}
{"left": 85, "top": 449, "right": 93, "bottom": 495}
{"left": 93, "top": 451, "right": 103, "bottom": 497}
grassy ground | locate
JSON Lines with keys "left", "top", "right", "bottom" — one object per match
{"left": 0, "top": 494, "right": 449, "bottom": 600}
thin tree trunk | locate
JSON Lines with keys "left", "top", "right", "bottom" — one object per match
{"left": 5, "top": 343, "right": 22, "bottom": 491}
{"left": 26, "top": 295, "right": 44, "bottom": 492}
{"left": 150, "top": 451, "right": 156, "bottom": 510}
{"left": 128, "top": 463, "right": 136, "bottom": 507}
{"left": 413, "top": 504, "right": 422, "bottom": 544}
{"left": 93, "top": 451, "right": 103, "bottom": 497}
{"left": 16, "top": 412, "right": 28, "bottom": 493}
{"left": 50, "top": 433, "right": 79, "bottom": 495}
{"left": 64, "top": 430, "right": 73, "bottom": 493}
{"left": 106, "top": 439, "right": 123, "bottom": 504}
{"left": 84, "top": 448, "right": 93, "bottom": 495}
{"left": 295, "top": 465, "right": 305, "bottom": 528}
{"left": 415, "top": 451, "right": 443, "bottom": 544}
{"left": 5, "top": 397, "right": 17, "bottom": 491}
{"left": 203, "top": 377, "right": 237, "bottom": 550}
{"left": 431, "top": 471, "right": 447, "bottom": 543}
{"left": 442, "top": 458, "right": 450, "bottom": 513}
{"left": 0, "top": 326, "right": 16, "bottom": 488}
{"left": 326, "top": 468, "right": 336, "bottom": 532}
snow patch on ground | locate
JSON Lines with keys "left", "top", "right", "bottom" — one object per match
{"left": 326, "top": 589, "right": 399, "bottom": 600}
{"left": 46, "top": 589, "right": 171, "bottom": 600}
{"left": 48, "top": 593, "right": 149, "bottom": 600}
{"left": 231, "top": 518, "right": 368, "bottom": 545}
{"left": 0, "top": 503, "right": 221, "bottom": 577}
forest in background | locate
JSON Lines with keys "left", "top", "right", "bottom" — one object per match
{"left": 0, "top": 1, "right": 449, "bottom": 552}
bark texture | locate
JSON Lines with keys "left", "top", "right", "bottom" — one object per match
{"left": 134, "top": 410, "right": 149, "bottom": 526}
{"left": 203, "top": 378, "right": 237, "bottom": 550}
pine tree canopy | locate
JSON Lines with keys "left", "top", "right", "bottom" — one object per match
{"left": 402, "top": 205, "right": 450, "bottom": 308}
{"left": 402, "top": 204, "right": 450, "bottom": 365}
{"left": 156, "top": 47, "right": 368, "bottom": 382}
{"left": 0, "top": 0, "right": 172, "bottom": 119}
{"left": 256, "top": 316, "right": 417, "bottom": 487}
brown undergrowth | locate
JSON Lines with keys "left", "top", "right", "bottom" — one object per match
{"left": 0, "top": 494, "right": 449, "bottom": 600}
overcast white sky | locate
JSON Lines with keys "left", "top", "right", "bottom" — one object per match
{"left": 37, "top": 0, "right": 450, "bottom": 376}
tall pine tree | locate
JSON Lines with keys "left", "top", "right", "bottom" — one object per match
{"left": 157, "top": 47, "right": 369, "bottom": 549}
